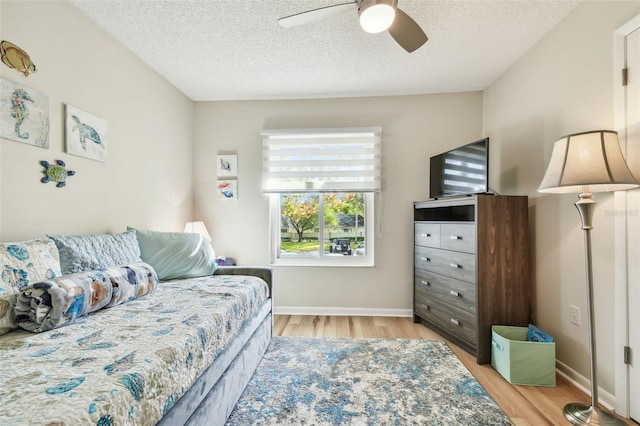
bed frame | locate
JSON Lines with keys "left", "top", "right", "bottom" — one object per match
{"left": 157, "top": 266, "right": 273, "bottom": 426}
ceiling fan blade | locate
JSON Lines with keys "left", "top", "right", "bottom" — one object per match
{"left": 388, "top": 8, "right": 428, "bottom": 53}
{"left": 278, "top": 2, "right": 356, "bottom": 28}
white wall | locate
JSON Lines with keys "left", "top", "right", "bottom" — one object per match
{"left": 0, "top": 1, "right": 195, "bottom": 241}
{"left": 483, "top": 0, "right": 640, "bottom": 396}
{"left": 193, "top": 94, "right": 483, "bottom": 312}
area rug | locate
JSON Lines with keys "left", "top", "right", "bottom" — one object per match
{"left": 226, "top": 337, "right": 511, "bottom": 425}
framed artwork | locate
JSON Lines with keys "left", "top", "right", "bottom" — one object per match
{"left": 217, "top": 154, "right": 238, "bottom": 177}
{"left": 0, "top": 78, "right": 49, "bottom": 148}
{"left": 217, "top": 179, "right": 237, "bottom": 200}
{"left": 64, "top": 104, "right": 107, "bottom": 162}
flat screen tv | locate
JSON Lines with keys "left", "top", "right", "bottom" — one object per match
{"left": 429, "top": 137, "right": 489, "bottom": 199}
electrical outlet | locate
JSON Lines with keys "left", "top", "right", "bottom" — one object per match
{"left": 570, "top": 305, "right": 581, "bottom": 326}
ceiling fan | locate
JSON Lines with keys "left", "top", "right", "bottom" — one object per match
{"left": 278, "top": 0, "right": 428, "bottom": 53}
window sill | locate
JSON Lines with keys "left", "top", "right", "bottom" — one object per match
{"left": 270, "top": 257, "right": 374, "bottom": 268}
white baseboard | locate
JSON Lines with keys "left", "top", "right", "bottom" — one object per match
{"left": 555, "top": 360, "right": 620, "bottom": 414}
{"left": 274, "top": 306, "right": 414, "bottom": 317}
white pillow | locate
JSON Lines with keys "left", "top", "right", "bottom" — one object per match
{"left": 128, "top": 228, "right": 217, "bottom": 281}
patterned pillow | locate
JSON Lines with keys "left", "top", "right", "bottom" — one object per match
{"left": 0, "top": 238, "right": 62, "bottom": 335}
{"left": 48, "top": 230, "right": 142, "bottom": 275}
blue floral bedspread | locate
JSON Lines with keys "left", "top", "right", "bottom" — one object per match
{"left": 0, "top": 274, "right": 269, "bottom": 426}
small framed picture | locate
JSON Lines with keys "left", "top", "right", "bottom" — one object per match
{"left": 217, "top": 154, "right": 238, "bottom": 177}
{"left": 65, "top": 104, "right": 107, "bottom": 162}
{"left": 0, "top": 78, "right": 50, "bottom": 148}
{"left": 217, "top": 179, "right": 237, "bottom": 200}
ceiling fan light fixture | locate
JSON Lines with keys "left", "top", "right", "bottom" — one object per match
{"left": 358, "top": 0, "right": 397, "bottom": 34}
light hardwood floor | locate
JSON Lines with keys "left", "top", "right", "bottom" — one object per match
{"left": 274, "top": 315, "right": 633, "bottom": 426}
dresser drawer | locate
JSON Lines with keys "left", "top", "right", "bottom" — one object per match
{"left": 415, "top": 269, "right": 477, "bottom": 314}
{"left": 415, "top": 246, "right": 476, "bottom": 283}
{"left": 415, "top": 223, "right": 440, "bottom": 248}
{"left": 441, "top": 223, "right": 476, "bottom": 253}
{"left": 414, "top": 292, "right": 477, "bottom": 345}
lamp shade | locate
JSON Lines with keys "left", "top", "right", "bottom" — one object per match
{"left": 184, "top": 221, "right": 211, "bottom": 240}
{"left": 538, "top": 130, "right": 638, "bottom": 194}
{"left": 359, "top": 0, "right": 397, "bottom": 33}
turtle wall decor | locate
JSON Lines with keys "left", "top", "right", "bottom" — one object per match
{"left": 40, "top": 160, "right": 75, "bottom": 188}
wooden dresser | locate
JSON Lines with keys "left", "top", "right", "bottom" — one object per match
{"left": 413, "top": 194, "right": 530, "bottom": 364}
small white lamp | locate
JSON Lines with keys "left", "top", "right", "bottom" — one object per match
{"left": 184, "top": 221, "right": 211, "bottom": 241}
{"left": 538, "top": 130, "right": 638, "bottom": 425}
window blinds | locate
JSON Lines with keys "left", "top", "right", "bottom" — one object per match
{"left": 261, "top": 127, "right": 382, "bottom": 193}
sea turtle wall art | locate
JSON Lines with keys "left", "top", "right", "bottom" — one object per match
{"left": 40, "top": 160, "right": 75, "bottom": 188}
{"left": 64, "top": 104, "right": 107, "bottom": 162}
{"left": 0, "top": 78, "right": 50, "bottom": 148}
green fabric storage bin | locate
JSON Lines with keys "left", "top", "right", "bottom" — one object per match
{"left": 491, "top": 325, "right": 556, "bottom": 387}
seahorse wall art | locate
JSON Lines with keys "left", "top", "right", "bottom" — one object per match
{"left": 0, "top": 40, "right": 37, "bottom": 77}
{"left": 10, "top": 88, "right": 33, "bottom": 139}
{"left": 0, "top": 78, "right": 50, "bottom": 148}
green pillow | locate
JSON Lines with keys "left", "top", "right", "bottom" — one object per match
{"left": 128, "top": 228, "right": 217, "bottom": 281}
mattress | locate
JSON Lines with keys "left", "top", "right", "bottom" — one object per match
{"left": 0, "top": 274, "right": 270, "bottom": 426}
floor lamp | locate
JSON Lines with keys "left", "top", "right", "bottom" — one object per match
{"left": 538, "top": 130, "right": 638, "bottom": 425}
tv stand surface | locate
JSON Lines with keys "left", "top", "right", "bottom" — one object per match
{"left": 430, "top": 192, "right": 497, "bottom": 202}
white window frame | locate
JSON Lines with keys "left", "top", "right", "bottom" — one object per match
{"left": 269, "top": 192, "right": 375, "bottom": 267}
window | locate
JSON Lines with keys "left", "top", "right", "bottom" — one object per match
{"left": 270, "top": 192, "right": 374, "bottom": 266}
{"left": 262, "top": 128, "right": 380, "bottom": 266}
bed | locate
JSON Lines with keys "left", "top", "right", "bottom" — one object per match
{"left": 0, "top": 231, "right": 273, "bottom": 426}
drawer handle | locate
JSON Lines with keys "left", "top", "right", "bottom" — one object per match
{"left": 421, "top": 280, "right": 431, "bottom": 286}
{"left": 421, "top": 257, "right": 431, "bottom": 262}
{"left": 450, "top": 235, "right": 462, "bottom": 240}
{"left": 450, "top": 263, "right": 460, "bottom": 269}
{"left": 450, "top": 290, "right": 460, "bottom": 297}
{"left": 450, "top": 318, "right": 460, "bottom": 326}
{"left": 421, "top": 304, "right": 430, "bottom": 311}
{"left": 421, "top": 233, "right": 432, "bottom": 237}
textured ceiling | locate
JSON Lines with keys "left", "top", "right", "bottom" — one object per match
{"left": 70, "top": 0, "right": 582, "bottom": 101}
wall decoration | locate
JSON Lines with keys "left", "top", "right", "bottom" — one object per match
{"left": 0, "top": 78, "right": 49, "bottom": 148}
{"left": 40, "top": 160, "right": 75, "bottom": 188}
{"left": 217, "top": 179, "right": 237, "bottom": 200}
{"left": 0, "top": 40, "right": 37, "bottom": 76}
{"left": 217, "top": 154, "right": 238, "bottom": 177}
{"left": 65, "top": 104, "right": 107, "bottom": 162}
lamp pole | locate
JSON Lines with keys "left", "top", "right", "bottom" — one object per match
{"left": 563, "top": 188, "right": 625, "bottom": 425}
